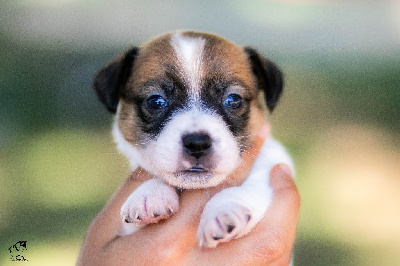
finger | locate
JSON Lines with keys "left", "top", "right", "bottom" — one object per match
{"left": 269, "top": 164, "right": 297, "bottom": 193}
{"left": 186, "top": 164, "right": 300, "bottom": 265}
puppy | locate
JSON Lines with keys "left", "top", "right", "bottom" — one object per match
{"left": 93, "top": 31, "right": 293, "bottom": 248}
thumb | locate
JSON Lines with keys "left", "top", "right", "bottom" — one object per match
{"left": 270, "top": 163, "right": 298, "bottom": 197}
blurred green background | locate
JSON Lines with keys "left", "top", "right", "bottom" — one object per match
{"left": 1, "top": 0, "right": 399, "bottom": 265}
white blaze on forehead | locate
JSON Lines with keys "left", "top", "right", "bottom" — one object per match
{"left": 170, "top": 32, "right": 205, "bottom": 100}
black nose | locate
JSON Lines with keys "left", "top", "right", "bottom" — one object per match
{"left": 182, "top": 133, "right": 212, "bottom": 159}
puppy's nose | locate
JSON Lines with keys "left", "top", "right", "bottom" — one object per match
{"left": 182, "top": 133, "right": 212, "bottom": 159}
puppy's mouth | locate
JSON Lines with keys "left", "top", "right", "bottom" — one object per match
{"left": 174, "top": 167, "right": 213, "bottom": 182}
{"left": 186, "top": 167, "right": 208, "bottom": 173}
{"left": 180, "top": 160, "right": 212, "bottom": 174}
{"left": 175, "top": 165, "right": 213, "bottom": 178}
{"left": 166, "top": 163, "right": 229, "bottom": 189}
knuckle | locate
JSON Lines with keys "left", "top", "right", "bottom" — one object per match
{"left": 256, "top": 233, "right": 286, "bottom": 262}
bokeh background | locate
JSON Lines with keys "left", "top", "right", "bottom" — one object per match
{"left": 1, "top": 0, "right": 399, "bottom": 265}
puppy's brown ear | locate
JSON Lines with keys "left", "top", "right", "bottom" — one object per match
{"left": 93, "top": 47, "right": 139, "bottom": 113}
{"left": 244, "top": 47, "right": 283, "bottom": 112}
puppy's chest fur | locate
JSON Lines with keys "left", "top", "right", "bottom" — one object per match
{"left": 94, "top": 31, "right": 293, "bottom": 248}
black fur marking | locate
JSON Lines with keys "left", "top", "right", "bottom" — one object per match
{"left": 131, "top": 73, "right": 189, "bottom": 138}
{"left": 246, "top": 214, "right": 252, "bottom": 222}
{"left": 244, "top": 47, "right": 283, "bottom": 112}
{"left": 200, "top": 78, "right": 251, "bottom": 138}
{"left": 213, "top": 235, "right": 224, "bottom": 241}
{"left": 226, "top": 224, "right": 236, "bottom": 234}
{"left": 176, "top": 187, "right": 184, "bottom": 196}
{"left": 93, "top": 47, "right": 139, "bottom": 113}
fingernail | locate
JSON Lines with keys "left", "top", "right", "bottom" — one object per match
{"left": 257, "top": 123, "right": 271, "bottom": 139}
{"left": 279, "top": 164, "right": 292, "bottom": 176}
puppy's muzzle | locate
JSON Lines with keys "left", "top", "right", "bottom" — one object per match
{"left": 182, "top": 132, "right": 212, "bottom": 160}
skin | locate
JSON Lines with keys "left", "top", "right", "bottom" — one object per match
{"left": 77, "top": 124, "right": 300, "bottom": 265}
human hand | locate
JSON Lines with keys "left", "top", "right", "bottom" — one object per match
{"left": 77, "top": 124, "right": 300, "bottom": 265}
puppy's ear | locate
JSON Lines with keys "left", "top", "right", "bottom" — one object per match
{"left": 93, "top": 47, "right": 139, "bottom": 113}
{"left": 244, "top": 47, "right": 283, "bottom": 112}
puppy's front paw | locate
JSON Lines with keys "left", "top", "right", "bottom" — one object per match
{"left": 120, "top": 179, "right": 179, "bottom": 226}
{"left": 197, "top": 201, "right": 253, "bottom": 248}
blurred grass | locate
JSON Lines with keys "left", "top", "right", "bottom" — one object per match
{"left": 291, "top": 124, "right": 400, "bottom": 265}
{"left": 1, "top": 27, "right": 400, "bottom": 266}
{"left": 0, "top": 129, "right": 130, "bottom": 265}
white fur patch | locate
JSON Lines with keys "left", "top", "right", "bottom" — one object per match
{"left": 113, "top": 105, "right": 241, "bottom": 189}
{"left": 140, "top": 107, "right": 241, "bottom": 188}
{"left": 170, "top": 32, "right": 205, "bottom": 100}
{"left": 112, "top": 107, "right": 142, "bottom": 169}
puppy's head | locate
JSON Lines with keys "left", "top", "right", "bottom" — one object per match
{"left": 94, "top": 31, "right": 283, "bottom": 189}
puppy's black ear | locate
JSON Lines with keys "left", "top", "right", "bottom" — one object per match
{"left": 244, "top": 47, "right": 283, "bottom": 112}
{"left": 93, "top": 47, "right": 139, "bottom": 113}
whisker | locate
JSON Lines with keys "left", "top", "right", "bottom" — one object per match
{"left": 234, "top": 132, "right": 259, "bottom": 138}
{"left": 241, "top": 151, "right": 258, "bottom": 160}
{"left": 240, "top": 144, "right": 261, "bottom": 153}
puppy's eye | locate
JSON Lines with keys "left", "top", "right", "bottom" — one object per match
{"left": 223, "top": 94, "right": 242, "bottom": 109}
{"left": 146, "top": 95, "right": 168, "bottom": 109}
